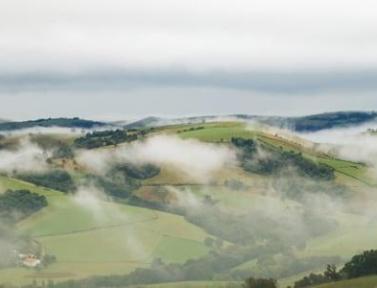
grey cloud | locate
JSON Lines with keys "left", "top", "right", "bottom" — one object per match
{"left": 1, "top": 68, "right": 377, "bottom": 94}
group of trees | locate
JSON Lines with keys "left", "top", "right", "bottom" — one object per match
{"left": 243, "top": 277, "right": 277, "bottom": 288}
{"left": 231, "top": 137, "right": 335, "bottom": 181}
{"left": 294, "top": 264, "right": 339, "bottom": 288}
{"left": 18, "top": 170, "right": 76, "bottom": 193}
{"left": 0, "top": 189, "right": 48, "bottom": 222}
{"left": 83, "top": 163, "right": 160, "bottom": 199}
{"left": 341, "top": 250, "right": 377, "bottom": 278}
{"left": 51, "top": 145, "right": 74, "bottom": 159}
{"left": 85, "top": 173, "right": 139, "bottom": 199}
{"left": 74, "top": 129, "right": 138, "bottom": 149}
{"left": 294, "top": 250, "right": 377, "bottom": 287}
{"left": 113, "top": 163, "right": 160, "bottom": 180}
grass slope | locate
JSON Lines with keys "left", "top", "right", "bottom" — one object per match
{"left": 1, "top": 121, "right": 377, "bottom": 286}
{"left": 0, "top": 176, "right": 212, "bottom": 284}
{"left": 170, "top": 122, "right": 372, "bottom": 186}
{"left": 313, "top": 275, "right": 377, "bottom": 288}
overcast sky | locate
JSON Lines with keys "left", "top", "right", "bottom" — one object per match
{"left": 1, "top": 0, "right": 377, "bottom": 120}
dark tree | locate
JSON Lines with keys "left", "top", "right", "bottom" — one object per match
{"left": 341, "top": 250, "right": 377, "bottom": 278}
{"left": 243, "top": 277, "right": 277, "bottom": 288}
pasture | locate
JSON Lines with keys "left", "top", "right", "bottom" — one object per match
{"left": 0, "top": 176, "right": 212, "bottom": 284}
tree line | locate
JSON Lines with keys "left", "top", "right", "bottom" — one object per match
{"left": 294, "top": 250, "right": 377, "bottom": 287}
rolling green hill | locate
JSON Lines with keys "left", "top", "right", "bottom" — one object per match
{"left": 0, "top": 176, "right": 212, "bottom": 285}
{"left": 1, "top": 120, "right": 377, "bottom": 287}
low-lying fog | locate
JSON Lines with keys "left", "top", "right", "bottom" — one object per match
{"left": 298, "top": 120, "right": 377, "bottom": 164}
{"left": 2, "top": 121, "right": 377, "bottom": 283}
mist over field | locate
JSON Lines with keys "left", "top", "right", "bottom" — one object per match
{"left": 76, "top": 135, "right": 236, "bottom": 182}
{"left": 1, "top": 0, "right": 377, "bottom": 287}
{"left": 0, "top": 115, "right": 377, "bottom": 288}
{"left": 0, "top": 140, "right": 50, "bottom": 174}
{"left": 298, "top": 125, "right": 377, "bottom": 166}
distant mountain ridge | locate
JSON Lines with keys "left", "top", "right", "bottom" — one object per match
{"left": 1, "top": 111, "right": 376, "bottom": 132}
{"left": 236, "top": 111, "right": 377, "bottom": 132}
{"left": 0, "top": 117, "right": 106, "bottom": 131}
{"left": 124, "top": 111, "right": 377, "bottom": 132}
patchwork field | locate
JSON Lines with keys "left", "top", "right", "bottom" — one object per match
{"left": 0, "top": 176, "right": 212, "bottom": 284}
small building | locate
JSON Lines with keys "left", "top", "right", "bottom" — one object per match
{"left": 18, "top": 253, "right": 41, "bottom": 268}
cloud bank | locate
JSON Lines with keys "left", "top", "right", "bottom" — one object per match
{"left": 0, "top": 140, "right": 50, "bottom": 174}
{"left": 77, "top": 135, "right": 236, "bottom": 182}
{"left": 1, "top": 0, "right": 377, "bottom": 119}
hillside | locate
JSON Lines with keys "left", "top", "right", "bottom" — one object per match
{"left": 0, "top": 176, "right": 213, "bottom": 285}
{"left": 0, "top": 120, "right": 377, "bottom": 287}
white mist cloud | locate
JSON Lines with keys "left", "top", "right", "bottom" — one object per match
{"left": 72, "top": 185, "right": 148, "bottom": 260}
{"left": 0, "top": 140, "right": 50, "bottom": 174}
{"left": 166, "top": 186, "right": 203, "bottom": 209}
{"left": 77, "top": 135, "right": 237, "bottom": 181}
{"left": 124, "top": 135, "right": 236, "bottom": 180}
{"left": 298, "top": 122, "right": 377, "bottom": 165}
{"left": 1, "top": 0, "right": 377, "bottom": 72}
{"left": 0, "top": 127, "right": 87, "bottom": 137}
{"left": 73, "top": 186, "right": 107, "bottom": 215}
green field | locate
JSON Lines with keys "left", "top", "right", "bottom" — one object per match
{"left": 173, "top": 122, "right": 372, "bottom": 188}
{"left": 313, "top": 275, "right": 377, "bottom": 288}
{"left": 0, "top": 176, "right": 212, "bottom": 284}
